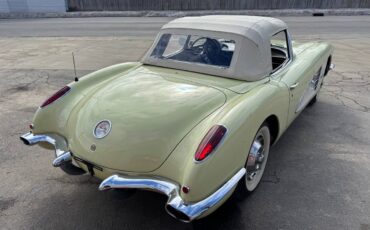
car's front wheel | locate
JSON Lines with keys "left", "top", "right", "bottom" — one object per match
{"left": 236, "top": 124, "right": 271, "bottom": 197}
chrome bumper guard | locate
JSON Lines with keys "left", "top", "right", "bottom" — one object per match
{"left": 99, "top": 168, "right": 246, "bottom": 222}
{"left": 21, "top": 132, "right": 55, "bottom": 146}
{"left": 20, "top": 132, "right": 85, "bottom": 174}
{"left": 20, "top": 132, "right": 66, "bottom": 158}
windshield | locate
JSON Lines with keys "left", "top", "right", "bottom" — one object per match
{"left": 150, "top": 33, "right": 236, "bottom": 68}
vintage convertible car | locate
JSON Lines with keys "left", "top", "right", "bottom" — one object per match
{"left": 20, "top": 16, "right": 334, "bottom": 222}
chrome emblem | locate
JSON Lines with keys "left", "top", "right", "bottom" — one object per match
{"left": 93, "top": 120, "right": 112, "bottom": 139}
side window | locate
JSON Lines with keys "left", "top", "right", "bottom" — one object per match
{"left": 271, "top": 30, "right": 290, "bottom": 72}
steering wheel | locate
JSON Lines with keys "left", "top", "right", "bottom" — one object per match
{"left": 189, "top": 38, "right": 222, "bottom": 64}
{"left": 190, "top": 37, "right": 207, "bottom": 55}
{"left": 201, "top": 38, "right": 222, "bottom": 64}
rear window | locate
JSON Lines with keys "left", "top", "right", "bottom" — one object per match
{"left": 150, "top": 33, "right": 235, "bottom": 68}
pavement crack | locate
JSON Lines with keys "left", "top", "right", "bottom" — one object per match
{"left": 323, "top": 70, "right": 370, "bottom": 113}
{"left": 338, "top": 94, "right": 370, "bottom": 112}
{"left": 0, "top": 198, "right": 17, "bottom": 213}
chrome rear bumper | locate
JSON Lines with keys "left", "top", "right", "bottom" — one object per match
{"left": 99, "top": 168, "right": 246, "bottom": 222}
{"left": 21, "top": 132, "right": 246, "bottom": 222}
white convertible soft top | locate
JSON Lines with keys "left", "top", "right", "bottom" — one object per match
{"left": 142, "top": 15, "right": 288, "bottom": 81}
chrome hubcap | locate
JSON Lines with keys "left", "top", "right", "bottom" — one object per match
{"left": 244, "top": 126, "right": 270, "bottom": 192}
{"left": 246, "top": 137, "right": 265, "bottom": 181}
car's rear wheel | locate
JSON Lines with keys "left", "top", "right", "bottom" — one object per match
{"left": 236, "top": 123, "right": 271, "bottom": 197}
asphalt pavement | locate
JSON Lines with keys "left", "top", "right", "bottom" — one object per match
{"left": 0, "top": 16, "right": 369, "bottom": 230}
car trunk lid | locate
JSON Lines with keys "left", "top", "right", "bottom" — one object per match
{"left": 68, "top": 66, "right": 226, "bottom": 172}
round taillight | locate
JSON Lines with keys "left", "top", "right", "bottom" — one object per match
{"left": 40, "top": 86, "right": 71, "bottom": 108}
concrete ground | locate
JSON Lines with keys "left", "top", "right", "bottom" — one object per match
{"left": 0, "top": 16, "right": 369, "bottom": 230}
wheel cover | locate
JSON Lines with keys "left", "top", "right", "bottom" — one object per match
{"left": 245, "top": 126, "right": 270, "bottom": 191}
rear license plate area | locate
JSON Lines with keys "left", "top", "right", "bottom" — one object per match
{"left": 73, "top": 156, "right": 103, "bottom": 176}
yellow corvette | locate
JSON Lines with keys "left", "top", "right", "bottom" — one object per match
{"left": 20, "top": 16, "right": 334, "bottom": 222}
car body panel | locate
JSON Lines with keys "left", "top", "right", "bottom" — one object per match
{"left": 278, "top": 42, "right": 333, "bottom": 123}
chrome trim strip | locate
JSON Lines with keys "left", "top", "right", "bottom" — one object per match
{"left": 287, "top": 31, "right": 294, "bottom": 62}
{"left": 270, "top": 30, "right": 293, "bottom": 78}
{"left": 99, "top": 168, "right": 246, "bottom": 222}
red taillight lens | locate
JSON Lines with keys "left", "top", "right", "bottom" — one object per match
{"left": 40, "top": 86, "right": 71, "bottom": 108}
{"left": 194, "top": 125, "right": 227, "bottom": 161}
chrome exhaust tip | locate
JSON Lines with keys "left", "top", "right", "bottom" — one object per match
{"left": 52, "top": 151, "right": 72, "bottom": 167}
{"left": 99, "top": 175, "right": 118, "bottom": 191}
{"left": 20, "top": 136, "right": 31, "bottom": 145}
{"left": 20, "top": 132, "right": 38, "bottom": 145}
{"left": 99, "top": 185, "right": 112, "bottom": 191}
{"left": 165, "top": 205, "right": 191, "bottom": 223}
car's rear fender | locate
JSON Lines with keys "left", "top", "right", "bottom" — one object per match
{"left": 154, "top": 81, "right": 289, "bottom": 203}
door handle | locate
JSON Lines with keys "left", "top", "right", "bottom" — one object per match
{"left": 289, "top": 82, "right": 299, "bottom": 90}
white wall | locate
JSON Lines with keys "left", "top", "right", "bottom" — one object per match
{"left": 0, "top": 0, "right": 66, "bottom": 13}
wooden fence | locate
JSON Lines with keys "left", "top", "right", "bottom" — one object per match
{"left": 67, "top": 0, "right": 370, "bottom": 11}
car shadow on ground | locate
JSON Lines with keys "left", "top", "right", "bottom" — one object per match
{"left": 23, "top": 104, "right": 314, "bottom": 230}
{"left": 24, "top": 100, "right": 369, "bottom": 229}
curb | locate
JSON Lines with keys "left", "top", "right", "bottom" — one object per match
{"left": 1, "top": 9, "right": 370, "bottom": 19}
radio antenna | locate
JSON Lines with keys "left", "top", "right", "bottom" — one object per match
{"left": 72, "top": 52, "right": 79, "bottom": 82}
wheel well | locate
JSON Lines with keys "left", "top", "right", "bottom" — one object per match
{"left": 264, "top": 115, "right": 279, "bottom": 145}
{"left": 324, "top": 55, "right": 332, "bottom": 76}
